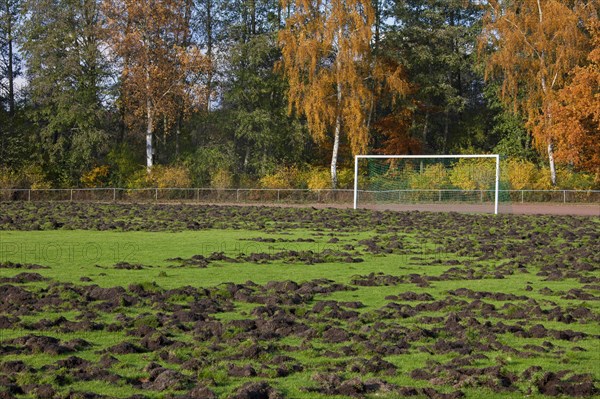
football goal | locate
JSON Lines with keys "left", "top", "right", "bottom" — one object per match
{"left": 353, "top": 155, "right": 501, "bottom": 214}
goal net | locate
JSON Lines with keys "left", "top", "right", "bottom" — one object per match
{"left": 353, "top": 155, "right": 503, "bottom": 214}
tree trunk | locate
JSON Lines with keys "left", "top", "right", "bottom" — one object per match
{"left": 205, "top": 0, "right": 213, "bottom": 112}
{"left": 331, "top": 31, "right": 343, "bottom": 189}
{"left": 548, "top": 140, "right": 557, "bottom": 186}
{"left": 443, "top": 110, "right": 449, "bottom": 153}
{"left": 7, "top": 10, "right": 15, "bottom": 116}
{"left": 331, "top": 115, "right": 341, "bottom": 189}
{"left": 537, "top": 0, "right": 556, "bottom": 186}
{"left": 373, "top": 0, "right": 381, "bottom": 48}
{"left": 175, "top": 117, "right": 180, "bottom": 158}
{"left": 422, "top": 111, "right": 429, "bottom": 144}
{"left": 277, "top": 0, "right": 282, "bottom": 28}
{"left": 146, "top": 98, "right": 154, "bottom": 172}
{"left": 244, "top": 146, "right": 250, "bottom": 171}
{"left": 250, "top": 0, "right": 256, "bottom": 35}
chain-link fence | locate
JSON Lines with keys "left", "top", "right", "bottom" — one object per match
{"left": 0, "top": 188, "right": 355, "bottom": 204}
{"left": 1, "top": 187, "right": 599, "bottom": 205}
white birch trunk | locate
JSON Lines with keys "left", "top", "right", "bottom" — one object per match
{"left": 331, "top": 34, "right": 343, "bottom": 189}
{"left": 331, "top": 116, "right": 341, "bottom": 189}
{"left": 146, "top": 97, "right": 154, "bottom": 172}
{"left": 537, "top": 0, "right": 557, "bottom": 186}
{"left": 548, "top": 141, "right": 557, "bottom": 186}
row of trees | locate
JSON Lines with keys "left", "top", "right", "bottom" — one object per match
{"left": 0, "top": 0, "right": 598, "bottom": 189}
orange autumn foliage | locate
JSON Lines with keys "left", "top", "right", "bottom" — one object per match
{"left": 549, "top": 21, "right": 600, "bottom": 180}
{"left": 102, "top": 0, "right": 209, "bottom": 167}
{"left": 480, "top": 0, "right": 594, "bottom": 184}
{"left": 278, "top": 0, "right": 410, "bottom": 166}
{"left": 375, "top": 109, "right": 422, "bottom": 155}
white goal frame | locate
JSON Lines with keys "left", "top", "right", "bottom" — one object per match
{"left": 353, "top": 154, "right": 501, "bottom": 214}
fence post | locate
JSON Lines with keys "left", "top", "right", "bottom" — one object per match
{"left": 438, "top": 190, "right": 442, "bottom": 202}
{"left": 521, "top": 190, "right": 524, "bottom": 203}
{"left": 70, "top": 189, "right": 73, "bottom": 202}
{"left": 155, "top": 188, "right": 158, "bottom": 201}
{"left": 236, "top": 189, "right": 240, "bottom": 203}
{"left": 563, "top": 190, "right": 566, "bottom": 203}
{"left": 113, "top": 188, "right": 116, "bottom": 202}
{"left": 277, "top": 189, "right": 280, "bottom": 202}
{"left": 28, "top": 189, "right": 31, "bottom": 202}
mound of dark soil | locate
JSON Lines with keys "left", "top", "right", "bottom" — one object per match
{"left": 230, "top": 381, "right": 283, "bottom": 399}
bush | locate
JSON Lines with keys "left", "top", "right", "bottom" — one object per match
{"left": 260, "top": 166, "right": 305, "bottom": 189}
{"left": 183, "top": 145, "right": 235, "bottom": 187}
{"left": 0, "top": 164, "right": 52, "bottom": 189}
{"left": 305, "top": 167, "right": 354, "bottom": 190}
{"left": 126, "top": 165, "right": 192, "bottom": 188}
{"left": 81, "top": 165, "right": 111, "bottom": 188}
{"left": 505, "top": 159, "right": 547, "bottom": 190}
{"left": 338, "top": 169, "right": 354, "bottom": 189}
{"left": 0, "top": 166, "right": 18, "bottom": 189}
{"left": 24, "top": 165, "right": 53, "bottom": 189}
{"left": 107, "top": 144, "right": 140, "bottom": 187}
{"left": 556, "top": 169, "right": 597, "bottom": 190}
{"left": 449, "top": 159, "right": 497, "bottom": 190}
{"left": 408, "top": 163, "right": 450, "bottom": 190}
{"left": 155, "top": 165, "right": 192, "bottom": 188}
{"left": 211, "top": 168, "right": 234, "bottom": 189}
{"left": 306, "top": 167, "right": 331, "bottom": 190}
{"left": 502, "top": 158, "right": 599, "bottom": 190}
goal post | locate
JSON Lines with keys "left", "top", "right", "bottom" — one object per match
{"left": 353, "top": 154, "right": 501, "bottom": 214}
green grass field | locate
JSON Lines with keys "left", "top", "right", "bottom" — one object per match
{"left": 0, "top": 203, "right": 599, "bottom": 398}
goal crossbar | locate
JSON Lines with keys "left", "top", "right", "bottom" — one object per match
{"left": 353, "top": 154, "right": 501, "bottom": 214}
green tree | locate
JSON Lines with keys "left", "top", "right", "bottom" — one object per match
{"left": 385, "top": 0, "right": 486, "bottom": 153}
{"left": 20, "top": 0, "right": 108, "bottom": 185}
{"left": 0, "top": 0, "right": 19, "bottom": 116}
{"left": 225, "top": 32, "right": 306, "bottom": 177}
{"left": 0, "top": 0, "right": 23, "bottom": 168}
{"left": 184, "top": 0, "right": 307, "bottom": 183}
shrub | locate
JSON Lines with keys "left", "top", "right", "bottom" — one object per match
{"left": 126, "top": 169, "right": 150, "bottom": 189}
{"left": 0, "top": 166, "right": 18, "bottom": 189}
{"left": 0, "top": 164, "right": 52, "bottom": 189}
{"left": 211, "top": 168, "right": 234, "bottom": 189}
{"left": 306, "top": 167, "right": 354, "bottom": 190}
{"left": 449, "top": 159, "right": 497, "bottom": 190}
{"left": 260, "top": 166, "right": 305, "bottom": 189}
{"left": 81, "top": 165, "right": 111, "bottom": 188}
{"left": 25, "top": 165, "right": 52, "bottom": 189}
{"left": 556, "top": 169, "right": 596, "bottom": 190}
{"left": 107, "top": 144, "right": 140, "bottom": 187}
{"left": 408, "top": 163, "right": 450, "bottom": 190}
{"left": 337, "top": 168, "right": 354, "bottom": 189}
{"left": 126, "top": 165, "right": 192, "bottom": 188}
{"left": 183, "top": 145, "right": 235, "bottom": 187}
{"left": 506, "top": 159, "right": 540, "bottom": 190}
{"left": 155, "top": 165, "right": 192, "bottom": 188}
{"left": 306, "top": 167, "right": 331, "bottom": 190}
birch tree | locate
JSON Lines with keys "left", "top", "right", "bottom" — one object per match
{"left": 480, "top": 0, "right": 592, "bottom": 185}
{"left": 103, "top": 0, "right": 209, "bottom": 171}
{"left": 278, "top": 0, "right": 408, "bottom": 188}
